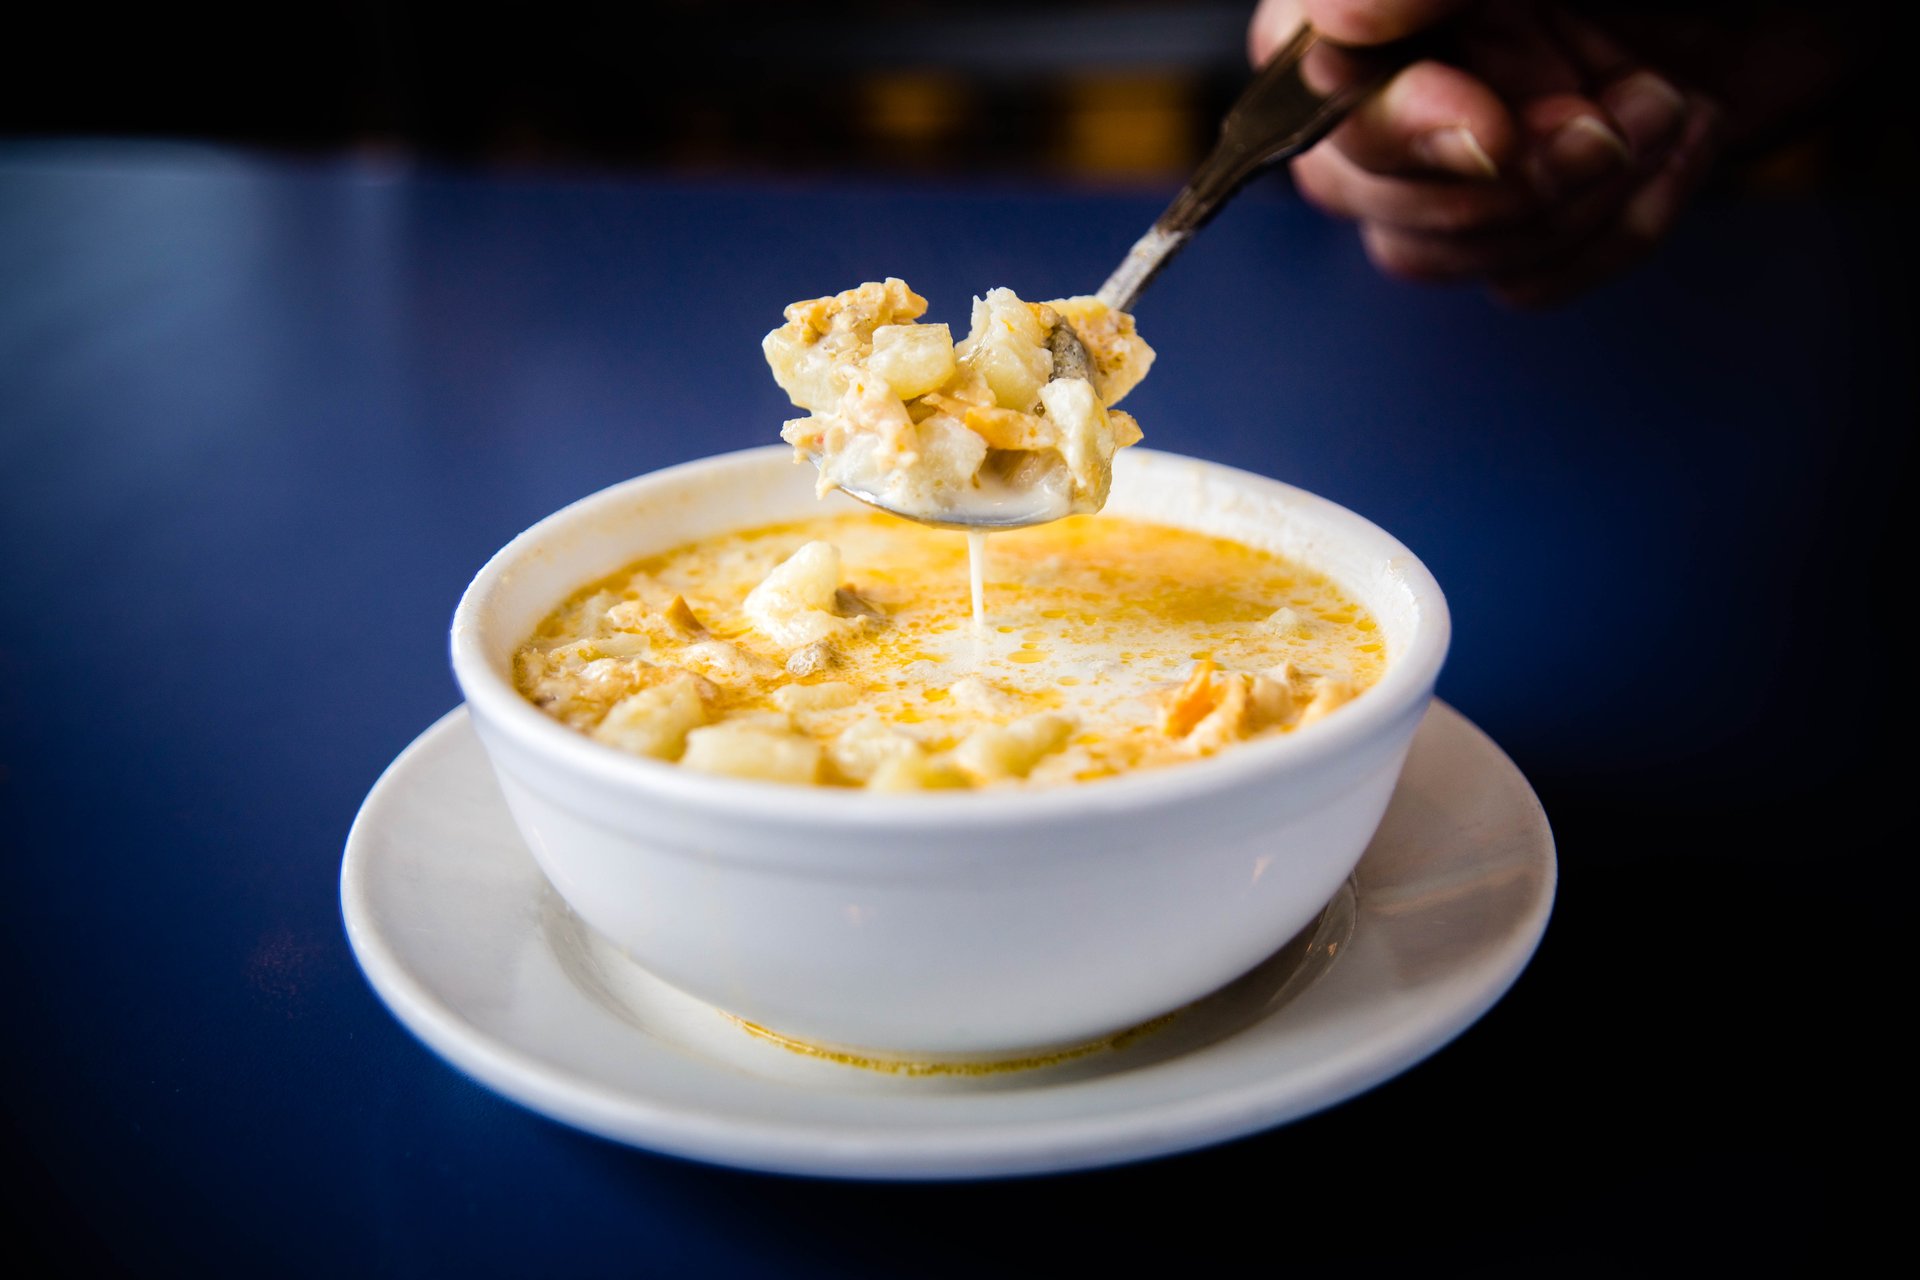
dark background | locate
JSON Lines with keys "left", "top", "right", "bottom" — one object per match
{"left": 11, "top": 2, "right": 1257, "bottom": 179}
{"left": 8, "top": 1, "right": 1898, "bottom": 188}
{"left": 3, "top": 1, "right": 1906, "bottom": 1273}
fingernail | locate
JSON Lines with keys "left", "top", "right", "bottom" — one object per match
{"left": 1603, "top": 72, "right": 1687, "bottom": 154}
{"left": 1412, "top": 125, "right": 1500, "bottom": 179}
{"left": 1537, "top": 116, "right": 1630, "bottom": 195}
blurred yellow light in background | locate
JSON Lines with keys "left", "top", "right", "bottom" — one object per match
{"left": 1057, "top": 72, "right": 1194, "bottom": 179}
{"left": 861, "top": 72, "right": 969, "bottom": 151}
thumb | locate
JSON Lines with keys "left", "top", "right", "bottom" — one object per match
{"left": 1301, "top": 0, "right": 1475, "bottom": 47}
{"left": 1248, "top": 0, "right": 1306, "bottom": 66}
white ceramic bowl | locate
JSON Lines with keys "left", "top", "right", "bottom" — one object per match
{"left": 451, "top": 446, "right": 1449, "bottom": 1056}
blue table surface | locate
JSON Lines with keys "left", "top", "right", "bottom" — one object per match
{"left": 1, "top": 142, "right": 1897, "bottom": 1272}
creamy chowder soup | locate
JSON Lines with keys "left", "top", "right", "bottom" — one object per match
{"left": 513, "top": 513, "right": 1385, "bottom": 789}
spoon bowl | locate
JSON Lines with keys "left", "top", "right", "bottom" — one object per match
{"left": 804, "top": 451, "right": 1074, "bottom": 531}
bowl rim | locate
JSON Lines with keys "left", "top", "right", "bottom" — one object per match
{"left": 449, "top": 445, "right": 1450, "bottom": 831}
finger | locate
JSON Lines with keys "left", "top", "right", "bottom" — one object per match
{"left": 1247, "top": 0, "right": 1305, "bottom": 66}
{"left": 1302, "top": 0, "right": 1475, "bottom": 47}
{"left": 1619, "top": 94, "right": 1722, "bottom": 244}
{"left": 1326, "top": 60, "right": 1518, "bottom": 178}
{"left": 1492, "top": 94, "right": 1724, "bottom": 307}
{"left": 1521, "top": 92, "right": 1631, "bottom": 200}
{"left": 1511, "top": 17, "right": 1685, "bottom": 203}
{"left": 1597, "top": 70, "right": 1689, "bottom": 160}
{"left": 1509, "top": 72, "right": 1689, "bottom": 219}
{"left": 1536, "top": 7, "right": 1688, "bottom": 165}
{"left": 1292, "top": 145, "right": 1540, "bottom": 234}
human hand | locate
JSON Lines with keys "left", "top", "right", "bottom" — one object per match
{"left": 1250, "top": 0, "right": 1724, "bottom": 306}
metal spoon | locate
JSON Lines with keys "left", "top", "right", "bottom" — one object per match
{"left": 815, "top": 22, "right": 1414, "bottom": 530}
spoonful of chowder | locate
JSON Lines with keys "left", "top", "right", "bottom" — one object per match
{"left": 764, "top": 278, "right": 1154, "bottom": 531}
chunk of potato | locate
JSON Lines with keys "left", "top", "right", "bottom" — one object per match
{"left": 952, "top": 713, "right": 1074, "bottom": 782}
{"left": 956, "top": 289, "right": 1052, "bottom": 412}
{"left": 680, "top": 723, "right": 823, "bottom": 784}
{"left": 868, "top": 323, "right": 956, "bottom": 400}
{"left": 591, "top": 673, "right": 710, "bottom": 759}
{"left": 828, "top": 719, "right": 926, "bottom": 783}
{"left": 761, "top": 327, "right": 849, "bottom": 412}
{"left": 906, "top": 414, "right": 989, "bottom": 496}
{"left": 744, "top": 541, "right": 870, "bottom": 650}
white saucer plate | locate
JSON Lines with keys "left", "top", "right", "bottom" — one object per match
{"left": 341, "top": 702, "right": 1554, "bottom": 1180}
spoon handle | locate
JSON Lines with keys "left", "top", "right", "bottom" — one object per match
{"left": 1096, "top": 23, "right": 1417, "bottom": 312}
